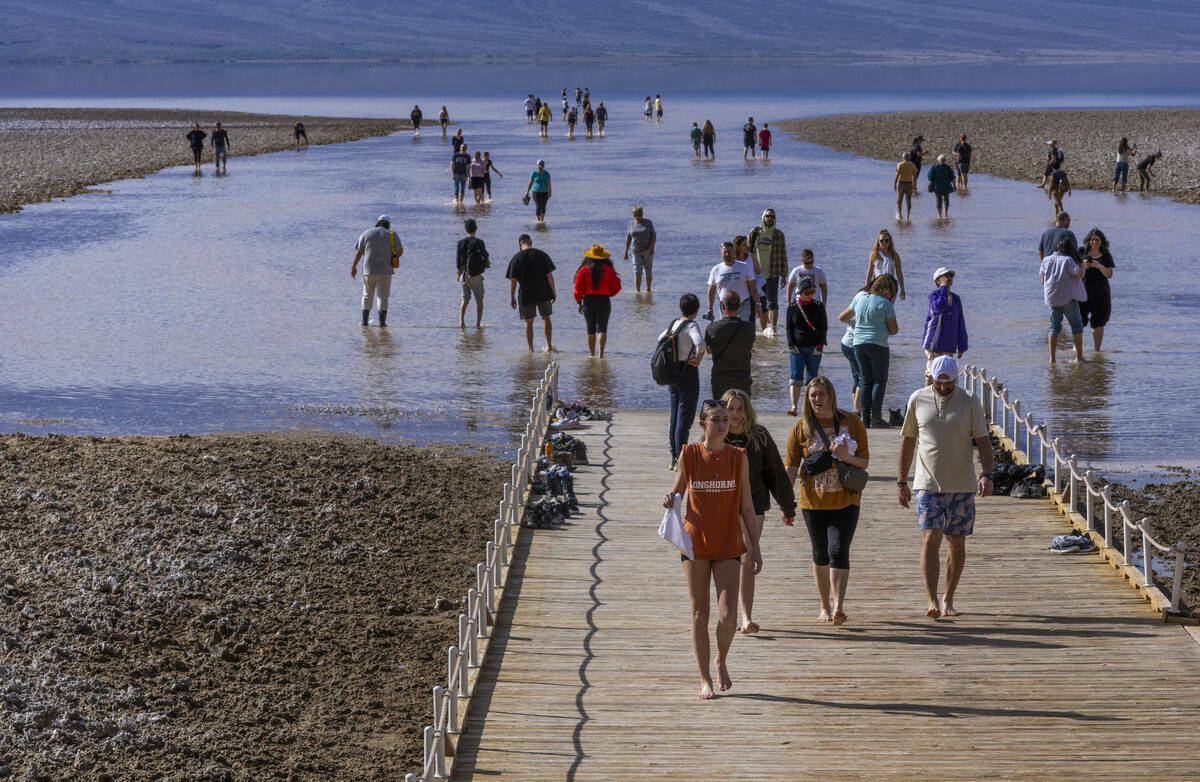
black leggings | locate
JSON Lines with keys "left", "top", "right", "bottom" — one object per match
{"left": 533, "top": 191, "right": 550, "bottom": 215}
{"left": 191, "top": 145, "right": 203, "bottom": 164}
{"left": 702, "top": 136, "right": 715, "bottom": 157}
{"left": 802, "top": 505, "right": 860, "bottom": 569}
{"left": 582, "top": 294, "right": 611, "bottom": 334}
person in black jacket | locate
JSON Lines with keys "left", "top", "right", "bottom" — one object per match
{"left": 705, "top": 291, "right": 756, "bottom": 399}
{"left": 456, "top": 218, "right": 489, "bottom": 328}
{"left": 185, "top": 122, "right": 206, "bottom": 174}
{"left": 722, "top": 388, "right": 796, "bottom": 634}
{"left": 785, "top": 276, "right": 828, "bottom": 415}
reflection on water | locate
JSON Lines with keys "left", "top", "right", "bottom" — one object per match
{"left": 1, "top": 89, "right": 1199, "bottom": 475}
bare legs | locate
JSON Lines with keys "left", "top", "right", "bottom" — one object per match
{"left": 738, "top": 514, "right": 765, "bottom": 632}
{"left": 811, "top": 564, "right": 849, "bottom": 623}
{"left": 922, "top": 529, "right": 966, "bottom": 617}
{"left": 788, "top": 382, "right": 802, "bottom": 415}
{"left": 459, "top": 297, "right": 482, "bottom": 329}
{"left": 1092, "top": 326, "right": 1105, "bottom": 350}
{"left": 1048, "top": 333, "right": 1086, "bottom": 363}
{"left": 684, "top": 558, "right": 740, "bottom": 699}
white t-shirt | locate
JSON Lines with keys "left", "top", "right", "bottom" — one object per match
{"left": 707, "top": 260, "right": 757, "bottom": 307}
{"left": 660, "top": 317, "right": 705, "bottom": 363}
{"left": 871, "top": 253, "right": 896, "bottom": 280}
{"left": 786, "top": 264, "right": 828, "bottom": 303}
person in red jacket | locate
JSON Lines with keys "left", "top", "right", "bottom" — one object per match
{"left": 573, "top": 244, "right": 622, "bottom": 357}
{"left": 758, "top": 123, "right": 772, "bottom": 160}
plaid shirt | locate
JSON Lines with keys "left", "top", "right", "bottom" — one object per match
{"left": 749, "top": 226, "right": 788, "bottom": 279}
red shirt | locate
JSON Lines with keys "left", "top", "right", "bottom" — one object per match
{"left": 573, "top": 262, "right": 622, "bottom": 302}
{"left": 758, "top": 128, "right": 772, "bottom": 148}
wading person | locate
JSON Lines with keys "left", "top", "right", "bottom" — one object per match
{"left": 537, "top": 102, "right": 552, "bottom": 137}
{"left": 1040, "top": 139, "right": 1063, "bottom": 188}
{"left": 524, "top": 159, "right": 552, "bottom": 223}
{"left": 451, "top": 144, "right": 471, "bottom": 205}
{"left": 211, "top": 121, "right": 229, "bottom": 174}
{"left": 482, "top": 151, "right": 502, "bottom": 201}
{"left": 595, "top": 102, "right": 607, "bottom": 136}
{"left": 1113, "top": 138, "right": 1136, "bottom": 193}
{"left": 506, "top": 233, "right": 557, "bottom": 352}
{"left": 186, "top": 122, "right": 206, "bottom": 174}
{"left": 748, "top": 208, "right": 788, "bottom": 335}
{"left": 1079, "top": 228, "right": 1115, "bottom": 350}
{"left": 439, "top": 106, "right": 449, "bottom": 134}
{"left": 293, "top": 121, "right": 307, "bottom": 150}
{"left": 786, "top": 276, "right": 827, "bottom": 415}
{"left": 469, "top": 150, "right": 487, "bottom": 205}
{"left": 785, "top": 248, "right": 828, "bottom": 308}
{"left": 691, "top": 122, "right": 703, "bottom": 159}
{"left": 572, "top": 244, "right": 622, "bottom": 357}
{"left": 742, "top": 117, "right": 757, "bottom": 159}
{"left": 411, "top": 105, "right": 423, "bottom": 136}
{"left": 1040, "top": 236, "right": 1088, "bottom": 363}
{"left": 897, "top": 355, "right": 994, "bottom": 619}
{"left": 758, "top": 123, "right": 772, "bottom": 160}
{"left": 922, "top": 267, "right": 967, "bottom": 384}
{"left": 1038, "top": 211, "right": 1078, "bottom": 261}
{"left": 451, "top": 128, "right": 465, "bottom": 153}
{"left": 1047, "top": 160, "right": 1071, "bottom": 217}
{"left": 662, "top": 399, "right": 762, "bottom": 700}
{"left": 624, "top": 205, "right": 657, "bottom": 293}
{"left": 953, "top": 133, "right": 972, "bottom": 189}
{"left": 928, "top": 154, "right": 956, "bottom": 219}
{"left": 350, "top": 215, "right": 401, "bottom": 327}
{"left": 865, "top": 229, "right": 905, "bottom": 300}
{"left": 784, "top": 376, "right": 869, "bottom": 625}
{"left": 706, "top": 241, "right": 760, "bottom": 324}
{"left": 909, "top": 135, "right": 925, "bottom": 181}
{"left": 722, "top": 389, "right": 795, "bottom": 634}
{"left": 706, "top": 291, "right": 756, "bottom": 400}
{"left": 664, "top": 293, "right": 706, "bottom": 471}
{"left": 456, "top": 218, "right": 489, "bottom": 329}
{"left": 701, "top": 119, "right": 716, "bottom": 159}
{"left": 894, "top": 152, "right": 917, "bottom": 221}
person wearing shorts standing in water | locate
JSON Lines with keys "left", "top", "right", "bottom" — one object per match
{"left": 662, "top": 398, "right": 762, "bottom": 699}
{"left": 894, "top": 152, "right": 917, "bottom": 221}
{"left": 701, "top": 119, "right": 716, "bottom": 159}
{"left": 506, "top": 234, "right": 557, "bottom": 352}
{"left": 411, "top": 105, "right": 423, "bottom": 136}
{"left": 909, "top": 135, "right": 925, "bottom": 181}
{"left": 186, "top": 123, "right": 206, "bottom": 174}
{"left": 293, "top": 121, "right": 307, "bottom": 150}
{"left": 456, "top": 218, "right": 489, "bottom": 329}
{"left": 572, "top": 244, "right": 622, "bottom": 357}
{"left": 566, "top": 105, "right": 577, "bottom": 138}
{"left": 953, "top": 134, "right": 972, "bottom": 189}
{"left": 583, "top": 103, "right": 595, "bottom": 138}
{"left": 523, "top": 95, "right": 535, "bottom": 121}
{"left": 469, "top": 151, "right": 487, "bottom": 205}
{"left": 451, "top": 144, "right": 471, "bottom": 206}
{"left": 758, "top": 123, "right": 772, "bottom": 160}
{"left": 438, "top": 106, "right": 449, "bottom": 135}
{"left": 785, "top": 376, "right": 869, "bottom": 625}
{"left": 742, "top": 117, "right": 757, "bottom": 159}
{"left": 749, "top": 208, "right": 788, "bottom": 335}
{"left": 524, "top": 159, "right": 552, "bottom": 223}
{"left": 1079, "top": 228, "right": 1115, "bottom": 350}
{"left": 595, "top": 102, "right": 607, "bottom": 136}
{"left": 624, "top": 205, "right": 656, "bottom": 293}
{"left": 210, "top": 122, "right": 229, "bottom": 174}
{"left": 482, "top": 152, "right": 502, "bottom": 201}
{"left": 1047, "top": 160, "right": 1071, "bottom": 217}
{"left": 537, "top": 102, "right": 552, "bottom": 137}
{"left": 1040, "top": 140, "right": 1063, "bottom": 188}
{"left": 722, "top": 388, "right": 794, "bottom": 634}
{"left": 897, "top": 355, "right": 993, "bottom": 619}
{"left": 690, "top": 122, "right": 703, "bottom": 159}
{"left": 655, "top": 94, "right": 663, "bottom": 121}
{"left": 644, "top": 96, "right": 653, "bottom": 120}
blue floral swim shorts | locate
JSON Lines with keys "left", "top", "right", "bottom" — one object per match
{"left": 916, "top": 491, "right": 976, "bottom": 536}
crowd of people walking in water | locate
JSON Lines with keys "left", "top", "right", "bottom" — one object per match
{"left": 182, "top": 95, "right": 1141, "bottom": 700}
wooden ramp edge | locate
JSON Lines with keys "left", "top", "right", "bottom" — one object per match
{"left": 451, "top": 410, "right": 1200, "bottom": 782}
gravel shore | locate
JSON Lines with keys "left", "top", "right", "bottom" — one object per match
{"left": 0, "top": 432, "right": 505, "bottom": 779}
{"left": 0, "top": 108, "right": 410, "bottom": 214}
{"left": 778, "top": 108, "right": 1200, "bottom": 205}
{"left": 1110, "top": 473, "right": 1199, "bottom": 614}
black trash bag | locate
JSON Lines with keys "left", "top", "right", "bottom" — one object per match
{"left": 1011, "top": 478, "right": 1047, "bottom": 499}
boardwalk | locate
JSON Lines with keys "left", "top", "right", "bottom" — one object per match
{"left": 452, "top": 411, "right": 1200, "bottom": 781}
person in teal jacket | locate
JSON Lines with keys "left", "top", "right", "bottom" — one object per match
{"left": 928, "top": 154, "right": 956, "bottom": 219}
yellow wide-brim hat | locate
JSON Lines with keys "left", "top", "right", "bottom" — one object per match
{"left": 583, "top": 244, "right": 612, "bottom": 260}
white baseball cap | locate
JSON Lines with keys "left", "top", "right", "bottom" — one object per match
{"left": 933, "top": 266, "right": 955, "bottom": 281}
{"left": 930, "top": 355, "right": 960, "bottom": 382}
{"left": 377, "top": 215, "right": 390, "bottom": 223}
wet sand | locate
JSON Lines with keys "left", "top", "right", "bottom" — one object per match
{"left": 778, "top": 108, "right": 1200, "bottom": 205}
{"left": 0, "top": 108, "right": 411, "bottom": 213}
{"left": 0, "top": 432, "right": 505, "bottom": 778}
{"left": 1111, "top": 473, "right": 1200, "bottom": 614}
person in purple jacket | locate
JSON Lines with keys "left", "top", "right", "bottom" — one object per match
{"left": 922, "top": 267, "right": 968, "bottom": 385}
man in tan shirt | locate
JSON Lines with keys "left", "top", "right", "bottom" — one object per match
{"left": 893, "top": 152, "right": 918, "bottom": 221}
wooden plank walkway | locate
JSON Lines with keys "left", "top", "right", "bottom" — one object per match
{"left": 452, "top": 411, "right": 1200, "bottom": 781}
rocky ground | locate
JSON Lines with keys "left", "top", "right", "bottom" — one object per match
{"left": 1109, "top": 470, "right": 1200, "bottom": 615}
{"left": 779, "top": 108, "right": 1200, "bottom": 205}
{"left": 0, "top": 109, "right": 410, "bottom": 214}
{"left": 0, "top": 432, "right": 506, "bottom": 780}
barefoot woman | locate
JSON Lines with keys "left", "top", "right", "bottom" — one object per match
{"left": 662, "top": 399, "right": 763, "bottom": 699}
{"left": 784, "top": 377, "right": 869, "bottom": 625}
{"left": 721, "top": 389, "right": 794, "bottom": 634}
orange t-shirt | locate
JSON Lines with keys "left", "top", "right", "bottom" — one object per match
{"left": 681, "top": 442, "right": 747, "bottom": 560}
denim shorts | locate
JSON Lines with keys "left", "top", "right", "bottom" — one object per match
{"left": 916, "top": 491, "right": 976, "bottom": 536}
{"left": 1048, "top": 301, "right": 1083, "bottom": 337}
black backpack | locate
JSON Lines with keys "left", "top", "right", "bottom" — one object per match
{"left": 466, "top": 238, "right": 489, "bottom": 275}
{"left": 651, "top": 319, "right": 687, "bottom": 386}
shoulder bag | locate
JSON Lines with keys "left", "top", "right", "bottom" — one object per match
{"left": 812, "top": 412, "right": 870, "bottom": 492}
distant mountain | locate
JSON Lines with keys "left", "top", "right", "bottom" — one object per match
{"left": 3, "top": 0, "right": 1200, "bottom": 64}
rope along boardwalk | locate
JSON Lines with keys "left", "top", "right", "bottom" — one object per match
{"left": 450, "top": 410, "right": 1200, "bottom": 781}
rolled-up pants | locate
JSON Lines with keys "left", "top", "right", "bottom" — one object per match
{"left": 362, "top": 274, "right": 392, "bottom": 312}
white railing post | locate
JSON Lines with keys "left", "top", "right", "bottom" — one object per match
{"left": 1052, "top": 439, "right": 1063, "bottom": 494}
{"left": 1067, "top": 455, "right": 1078, "bottom": 512}
{"left": 423, "top": 726, "right": 435, "bottom": 780}
{"left": 999, "top": 389, "right": 1008, "bottom": 439}
{"left": 1121, "top": 502, "right": 1132, "bottom": 565}
{"left": 1084, "top": 471, "right": 1095, "bottom": 531}
{"left": 1140, "top": 525, "right": 1155, "bottom": 588}
{"left": 1102, "top": 485, "right": 1114, "bottom": 548}
{"left": 430, "top": 690, "right": 447, "bottom": 778}
{"left": 1011, "top": 400, "right": 1021, "bottom": 445}
{"left": 406, "top": 774, "right": 418, "bottom": 782}
{"left": 495, "top": 519, "right": 508, "bottom": 566}
{"left": 1024, "top": 416, "right": 1034, "bottom": 461}
{"left": 1170, "top": 543, "right": 1186, "bottom": 613}
{"left": 1038, "top": 425, "right": 1047, "bottom": 469}
{"left": 476, "top": 586, "right": 489, "bottom": 638}
{"left": 446, "top": 648, "right": 461, "bottom": 732}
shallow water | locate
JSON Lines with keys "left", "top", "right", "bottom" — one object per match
{"left": 2, "top": 86, "right": 1199, "bottom": 477}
